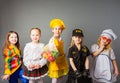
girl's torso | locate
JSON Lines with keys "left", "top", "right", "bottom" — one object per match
{"left": 68, "top": 45, "right": 90, "bottom": 72}
{"left": 24, "top": 42, "right": 44, "bottom": 64}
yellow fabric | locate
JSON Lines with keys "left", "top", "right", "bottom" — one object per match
{"left": 4, "top": 45, "right": 22, "bottom": 75}
{"left": 9, "top": 45, "right": 21, "bottom": 57}
{"left": 48, "top": 38, "right": 68, "bottom": 78}
{"left": 50, "top": 19, "right": 66, "bottom": 30}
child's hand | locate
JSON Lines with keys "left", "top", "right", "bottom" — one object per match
{"left": 29, "top": 64, "right": 35, "bottom": 69}
{"left": 99, "top": 44, "right": 105, "bottom": 52}
{"left": 34, "top": 64, "right": 41, "bottom": 69}
{"left": 114, "top": 69, "right": 119, "bottom": 76}
{"left": 1, "top": 74, "right": 10, "bottom": 80}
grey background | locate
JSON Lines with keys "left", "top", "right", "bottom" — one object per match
{"left": 0, "top": 0, "right": 120, "bottom": 83}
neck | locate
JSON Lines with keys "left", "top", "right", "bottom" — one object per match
{"left": 75, "top": 43, "right": 81, "bottom": 50}
{"left": 53, "top": 36, "right": 60, "bottom": 39}
{"left": 32, "top": 41, "right": 39, "bottom": 44}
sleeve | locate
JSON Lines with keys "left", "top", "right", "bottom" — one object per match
{"left": 4, "top": 49, "right": 11, "bottom": 75}
{"left": 37, "top": 44, "right": 47, "bottom": 67}
{"left": 38, "top": 58, "right": 47, "bottom": 67}
{"left": 23, "top": 44, "right": 33, "bottom": 71}
{"left": 109, "top": 48, "right": 116, "bottom": 60}
{"left": 68, "top": 48, "right": 73, "bottom": 58}
{"left": 85, "top": 46, "right": 90, "bottom": 56}
{"left": 91, "top": 44, "right": 98, "bottom": 53}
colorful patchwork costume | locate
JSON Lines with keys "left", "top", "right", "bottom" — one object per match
{"left": 3, "top": 45, "right": 28, "bottom": 83}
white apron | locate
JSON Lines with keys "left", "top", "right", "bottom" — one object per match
{"left": 92, "top": 54, "right": 116, "bottom": 83}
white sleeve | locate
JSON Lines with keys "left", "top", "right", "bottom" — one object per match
{"left": 37, "top": 44, "right": 47, "bottom": 67}
{"left": 23, "top": 44, "right": 33, "bottom": 71}
{"left": 38, "top": 58, "right": 47, "bottom": 67}
{"left": 109, "top": 48, "right": 116, "bottom": 60}
{"left": 91, "top": 44, "right": 99, "bottom": 53}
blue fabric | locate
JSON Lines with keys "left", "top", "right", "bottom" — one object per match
{"left": 9, "top": 67, "right": 28, "bottom": 83}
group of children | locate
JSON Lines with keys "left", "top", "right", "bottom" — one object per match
{"left": 1, "top": 18, "right": 119, "bottom": 83}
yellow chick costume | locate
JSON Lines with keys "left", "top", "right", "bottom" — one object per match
{"left": 47, "top": 19, "right": 68, "bottom": 78}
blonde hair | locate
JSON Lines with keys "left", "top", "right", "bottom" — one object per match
{"left": 70, "top": 36, "right": 83, "bottom": 47}
{"left": 3, "top": 31, "right": 20, "bottom": 55}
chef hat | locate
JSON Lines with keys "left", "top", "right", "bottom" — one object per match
{"left": 50, "top": 18, "right": 66, "bottom": 30}
{"left": 100, "top": 29, "right": 117, "bottom": 40}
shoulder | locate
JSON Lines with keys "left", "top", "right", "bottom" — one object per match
{"left": 24, "top": 42, "right": 33, "bottom": 50}
{"left": 91, "top": 44, "right": 99, "bottom": 53}
{"left": 49, "top": 37, "right": 54, "bottom": 42}
{"left": 82, "top": 45, "right": 89, "bottom": 49}
{"left": 69, "top": 45, "right": 75, "bottom": 50}
{"left": 25, "top": 42, "right": 32, "bottom": 46}
{"left": 3, "top": 48, "right": 10, "bottom": 55}
{"left": 91, "top": 44, "right": 98, "bottom": 48}
{"left": 109, "top": 48, "right": 114, "bottom": 53}
{"left": 82, "top": 45, "right": 90, "bottom": 53}
{"left": 39, "top": 43, "right": 44, "bottom": 47}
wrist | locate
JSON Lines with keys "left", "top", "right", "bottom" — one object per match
{"left": 98, "top": 48, "right": 103, "bottom": 53}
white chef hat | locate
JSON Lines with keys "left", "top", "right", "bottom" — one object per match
{"left": 100, "top": 29, "right": 117, "bottom": 40}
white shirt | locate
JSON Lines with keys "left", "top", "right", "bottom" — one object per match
{"left": 23, "top": 42, "right": 47, "bottom": 71}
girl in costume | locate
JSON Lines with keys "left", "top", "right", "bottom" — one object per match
{"left": 23, "top": 28, "right": 48, "bottom": 83}
{"left": 66, "top": 29, "right": 91, "bottom": 83}
{"left": 1, "top": 31, "right": 28, "bottom": 83}
{"left": 46, "top": 18, "right": 68, "bottom": 83}
{"left": 91, "top": 29, "right": 119, "bottom": 83}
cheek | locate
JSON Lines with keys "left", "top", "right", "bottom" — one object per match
{"left": 59, "top": 31, "right": 62, "bottom": 34}
{"left": 15, "top": 38, "right": 18, "bottom": 41}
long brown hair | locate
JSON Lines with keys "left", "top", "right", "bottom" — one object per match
{"left": 3, "top": 31, "right": 20, "bottom": 54}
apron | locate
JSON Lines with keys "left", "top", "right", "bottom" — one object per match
{"left": 93, "top": 54, "right": 116, "bottom": 83}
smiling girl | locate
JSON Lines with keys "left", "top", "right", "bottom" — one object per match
{"left": 2, "top": 31, "right": 28, "bottom": 83}
{"left": 46, "top": 18, "right": 68, "bottom": 83}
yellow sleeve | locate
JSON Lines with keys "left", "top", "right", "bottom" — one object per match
{"left": 4, "top": 49, "right": 11, "bottom": 75}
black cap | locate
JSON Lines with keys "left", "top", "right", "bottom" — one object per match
{"left": 72, "top": 29, "right": 84, "bottom": 37}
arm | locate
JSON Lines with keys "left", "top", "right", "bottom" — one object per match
{"left": 1, "top": 75, "right": 10, "bottom": 80}
{"left": 92, "top": 48, "right": 103, "bottom": 57}
{"left": 112, "top": 60, "right": 119, "bottom": 76}
{"left": 85, "top": 57, "right": 89, "bottom": 69}
{"left": 69, "top": 58, "right": 77, "bottom": 71}
{"left": 23, "top": 45, "right": 35, "bottom": 71}
{"left": 37, "top": 44, "right": 47, "bottom": 68}
{"left": 110, "top": 48, "right": 119, "bottom": 76}
{"left": 4, "top": 49, "right": 11, "bottom": 75}
{"left": 37, "top": 58, "right": 47, "bottom": 68}
{"left": 69, "top": 57, "right": 82, "bottom": 77}
{"left": 91, "top": 44, "right": 105, "bottom": 57}
{"left": 1, "top": 49, "right": 11, "bottom": 80}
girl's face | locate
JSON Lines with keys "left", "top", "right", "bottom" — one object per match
{"left": 9, "top": 33, "right": 18, "bottom": 45}
{"left": 100, "top": 36, "right": 111, "bottom": 45}
{"left": 72, "top": 36, "right": 82, "bottom": 45}
{"left": 52, "top": 26, "right": 63, "bottom": 38}
{"left": 30, "top": 29, "right": 40, "bottom": 43}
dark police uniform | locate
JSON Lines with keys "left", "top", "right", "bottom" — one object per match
{"left": 66, "top": 45, "right": 91, "bottom": 83}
